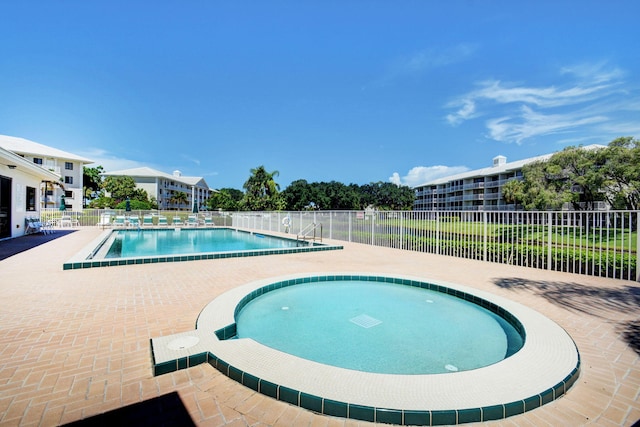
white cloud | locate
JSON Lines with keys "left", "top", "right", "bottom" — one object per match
{"left": 445, "top": 61, "right": 635, "bottom": 144}
{"left": 376, "top": 43, "right": 478, "bottom": 86}
{"left": 181, "top": 154, "right": 201, "bottom": 166}
{"left": 486, "top": 105, "right": 608, "bottom": 144}
{"left": 446, "top": 99, "right": 477, "bottom": 126}
{"left": 79, "top": 148, "right": 147, "bottom": 172}
{"left": 401, "top": 44, "right": 478, "bottom": 73}
{"left": 390, "top": 165, "right": 469, "bottom": 187}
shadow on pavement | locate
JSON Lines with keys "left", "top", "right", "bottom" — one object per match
{"left": 494, "top": 277, "right": 640, "bottom": 355}
{"left": 0, "top": 230, "right": 77, "bottom": 261}
{"left": 62, "top": 392, "right": 196, "bottom": 427}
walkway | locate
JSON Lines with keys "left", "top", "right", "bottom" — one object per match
{"left": 0, "top": 228, "right": 637, "bottom": 426}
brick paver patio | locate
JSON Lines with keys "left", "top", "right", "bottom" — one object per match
{"left": 0, "top": 228, "right": 638, "bottom": 426}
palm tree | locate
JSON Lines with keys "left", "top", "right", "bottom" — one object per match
{"left": 241, "top": 166, "right": 285, "bottom": 211}
{"left": 42, "top": 179, "right": 65, "bottom": 209}
{"left": 170, "top": 191, "right": 189, "bottom": 210}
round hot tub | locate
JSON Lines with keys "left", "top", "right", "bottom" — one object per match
{"left": 174, "top": 273, "right": 580, "bottom": 425}
{"left": 235, "top": 278, "right": 524, "bottom": 375}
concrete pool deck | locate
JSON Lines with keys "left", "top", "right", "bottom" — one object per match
{"left": 0, "top": 227, "right": 638, "bottom": 426}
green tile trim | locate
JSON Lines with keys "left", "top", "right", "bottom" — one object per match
{"left": 431, "top": 409, "right": 457, "bottom": 425}
{"left": 403, "top": 410, "right": 430, "bottom": 425}
{"left": 348, "top": 404, "right": 374, "bottom": 422}
{"left": 323, "top": 399, "right": 348, "bottom": 418}
{"left": 374, "top": 408, "right": 403, "bottom": 424}
{"left": 148, "top": 274, "right": 581, "bottom": 425}
{"left": 65, "top": 229, "right": 343, "bottom": 270}
{"left": 299, "top": 392, "right": 322, "bottom": 413}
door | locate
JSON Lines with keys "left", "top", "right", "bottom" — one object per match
{"left": 0, "top": 176, "right": 11, "bottom": 238}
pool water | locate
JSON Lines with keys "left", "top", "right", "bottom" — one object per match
{"left": 235, "top": 280, "right": 524, "bottom": 374}
{"left": 104, "top": 228, "right": 303, "bottom": 258}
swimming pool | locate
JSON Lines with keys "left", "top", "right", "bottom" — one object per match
{"left": 151, "top": 273, "right": 580, "bottom": 425}
{"left": 235, "top": 279, "right": 524, "bottom": 374}
{"left": 64, "top": 228, "right": 342, "bottom": 270}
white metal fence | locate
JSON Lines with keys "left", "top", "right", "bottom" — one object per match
{"left": 42, "top": 208, "right": 639, "bottom": 281}
{"left": 231, "top": 210, "right": 639, "bottom": 282}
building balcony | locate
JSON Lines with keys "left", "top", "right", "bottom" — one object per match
{"left": 463, "top": 182, "right": 484, "bottom": 190}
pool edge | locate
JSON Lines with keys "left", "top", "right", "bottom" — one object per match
{"left": 150, "top": 273, "right": 581, "bottom": 425}
{"left": 63, "top": 227, "right": 343, "bottom": 270}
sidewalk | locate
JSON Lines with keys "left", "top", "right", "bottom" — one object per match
{"left": 0, "top": 228, "right": 637, "bottom": 426}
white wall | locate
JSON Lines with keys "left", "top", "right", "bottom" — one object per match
{"left": 3, "top": 166, "right": 46, "bottom": 238}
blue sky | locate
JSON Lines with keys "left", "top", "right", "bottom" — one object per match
{"left": 1, "top": 1, "right": 639, "bottom": 190}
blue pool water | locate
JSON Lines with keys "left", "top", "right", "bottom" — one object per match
{"left": 104, "top": 228, "right": 304, "bottom": 258}
{"left": 235, "top": 280, "right": 524, "bottom": 374}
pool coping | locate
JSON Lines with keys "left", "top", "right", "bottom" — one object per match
{"left": 150, "top": 272, "right": 580, "bottom": 425}
{"left": 63, "top": 227, "right": 343, "bottom": 270}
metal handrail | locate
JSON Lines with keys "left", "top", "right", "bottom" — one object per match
{"left": 297, "top": 222, "right": 322, "bottom": 243}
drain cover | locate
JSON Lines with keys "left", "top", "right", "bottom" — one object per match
{"left": 350, "top": 314, "right": 382, "bottom": 328}
{"left": 167, "top": 336, "right": 200, "bottom": 351}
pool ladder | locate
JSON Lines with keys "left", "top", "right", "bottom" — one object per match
{"left": 297, "top": 222, "right": 322, "bottom": 243}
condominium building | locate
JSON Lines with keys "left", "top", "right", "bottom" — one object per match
{"left": 413, "top": 146, "right": 605, "bottom": 211}
{"left": 102, "top": 167, "right": 213, "bottom": 210}
{"left": 0, "top": 135, "right": 93, "bottom": 212}
{"left": 0, "top": 145, "right": 62, "bottom": 238}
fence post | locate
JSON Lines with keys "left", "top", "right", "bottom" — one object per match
{"left": 436, "top": 212, "right": 440, "bottom": 255}
{"left": 637, "top": 211, "right": 640, "bottom": 282}
{"left": 348, "top": 212, "right": 352, "bottom": 242}
{"left": 400, "top": 211, "right": 404, "bottom": 251}
{"left": 483, "top": 211, "right": 488, "bottom": 262}
{"left": 371, "top": 212, "right": 375, "bottom": 246}
{"left": 547, "top": 212, "right": 553, "bottom": 270}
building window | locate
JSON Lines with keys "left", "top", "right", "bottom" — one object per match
{"left": 65, "top": 176, "right": 73, "bottom": 185}
{"left": 65, "top": 190, "right": 73, "bottom": 198}
{"left": 33, "top": 158, "right": 43, "bottom": 165}
{"left": 65, "top": 162, "right": 73, "bottom": 170}
{"left": 26, "top": 186, "right": 36, "bottom": 211}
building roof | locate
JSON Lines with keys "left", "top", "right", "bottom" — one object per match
{"left": 103, "top": 167, "right": 211, "bottom": 190}
{"left": 414, "top": 144, "right": 607, "bottom": 188}
{"left": 0, "top": 146, "right": 61, "bottom": 181}
{"left": 0, "top": 135, "right": 94, "bottom": 164}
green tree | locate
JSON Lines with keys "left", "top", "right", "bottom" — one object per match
{"left": 88, "top": 196, "right": 114, "bottom": 209}
{"left": 240, "top": 166, "right": 285, "bottom": 211}
{"left": 601, "top": 137, "right": 640, "bottom": 210}
{"left": 359, "top": 182, "right": 414, "bottom": 210}
{"left": 501, "top": 179, "right": 525, "bottom": 206}
{"left": 114, "top": 198, "right": 154, "bottom": 210}
{"left": 102, "top": 176, "right": 138, "bottom": 202}
{"left": 95, "top": 175, "right": 154, "bottom": 208}
{"left": 208, "top": 188, "right": 243, "bottom": 211}
{"left": 282, "top": 179, "right": 315, "bottom": 210}
{"left": 281, "top": 180, "right": 363, "bottom": 210}
{"left": 519, "top": 160, "right": 571, "bottom": 210}
{"left": 550, "top": 145, "right": 606, "bottom": 210}
{"left": 83, "top": 165, "right": 104, "bottom": 206}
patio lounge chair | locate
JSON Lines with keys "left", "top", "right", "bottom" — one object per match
{"left": 142, "top": 215, "right": 154, "bottom": 227}
{"left": 25, "top": 217, "right": 45, "bottom": 235}
{"left": 97, "top": 213, "right": 112, "bottom": 229}
{"left": 203, "top": 216, "right": 214, "bottom": 227}
{"left": 128, "top": 216, "right": 141, "bottom": 227}
{"left": 60, "top": 215, "right": 78, "bottom": 228}
{"left": 113, "top": 215, "right": 126, "bottom": 227}
{"left": 187, "top": 214, "right": 198, "bottom": 227}
{"left": 157, "top": 216, "right": 168, "bottom": 227}
{"left": 172, "top": 216, "right": 184, "bottom": 226}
